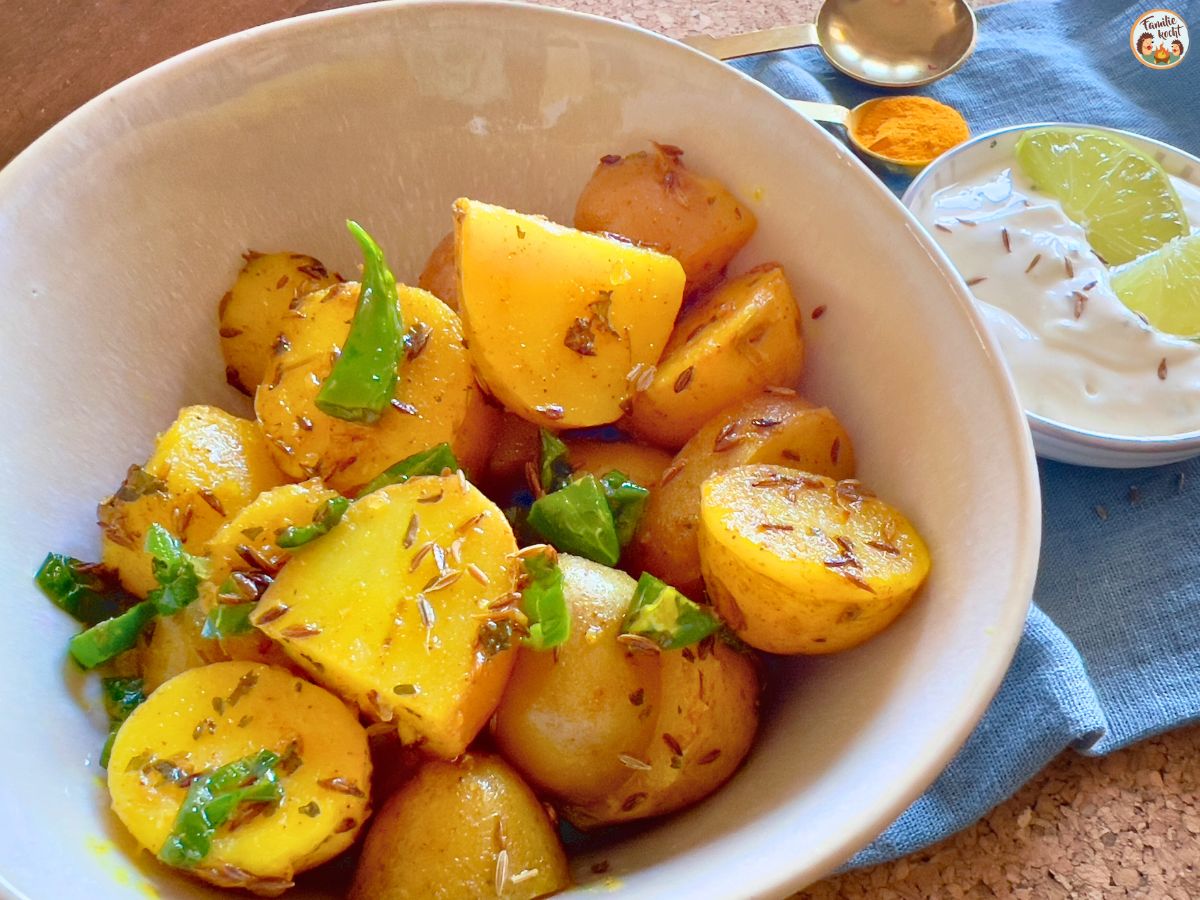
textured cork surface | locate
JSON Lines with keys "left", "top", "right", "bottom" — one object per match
{"left": 5, "top": 0, "right": 1197, "bottom": 896}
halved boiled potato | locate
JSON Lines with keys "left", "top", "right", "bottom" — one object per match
{"left": 349, "top": 754, "right": 570, "bottom": 900}
{"left": 565, "top": 439, "right": 673, "bottom": 489}
{"left": 454, "top": 198, "right": 685, "bottom": 428}
{"left": 699, "top": 464, "right": 930, "bottom": 654}
{"left": 254, "top": 474, "right": 519, "bottom": 758}
{"left": 627, "top": 393, "right": 855, "bottom": 598}
{"left": 417, "top": 232, "right": 458, "bottom": 311}
{"left": 574, "top": 143, "right": 757, "bottom": 295}
{"left": 219, "top": 252, "right": 339, "bottom": 394}
{"left": 628, "top": 264, "right": 805, "bottom": 449}
{"left": 100, "top": 405, "right": 288, "bottom": 597}
{"left": 254, "top": 281, "right": 495, "bottom": 493}
{"left": 107, "top": 661, "right": 371, "bottom": 896}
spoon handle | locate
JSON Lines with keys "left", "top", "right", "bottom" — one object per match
{"left": 683, "top": 24, "right": 819, "bottom": 60}
{"left": 787, "top": 100, "right": 849, "bottom": 127}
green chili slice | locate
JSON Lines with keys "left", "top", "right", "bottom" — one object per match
{"left": 539, "top": 429, "right": 573, "bottom": 494}
{"left": 357, "top": 443, "right": 459, "bottom": 497}
{"left": 35, "top": 553, "right": 125, "bottom": 625}
{"left": 520, "top": 552, "right": 570, "bottom": 651}
{"left": 315, "top": 221, "right": 404, "bottom": 423}
{"left": 276, "top": 496, "right": 350, "bottom": 549}
{"left": 598, "top": 469, "right": 649, "bottom": 547}
{"left": 527, "top": 474, "right": 620, "bottom": 566}
{"left": 99, "top": 677, "right": 145, "bottom": 768}
{"left": 145, "top": 524, "right": 207, "bottom": 615}
{"left": 201, "top": 601, "right": 257, "bottom": 640}
{"left": 622, "top": 573, "right": 720, "bottom": 650}
{"left": 68, "top": 601, "right": 156, "bottom": 669}
{"left": 159, "top": 749, "right": 283, "bottom": 868}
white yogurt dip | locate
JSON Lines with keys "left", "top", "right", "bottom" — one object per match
{"left": 912, "top": 162, "right": 1200, "bottom": 437}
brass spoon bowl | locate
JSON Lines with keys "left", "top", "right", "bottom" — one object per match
{"left": 686, "top": 0, "right": 978, "bottom": 89}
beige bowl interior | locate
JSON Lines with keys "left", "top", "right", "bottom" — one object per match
{"left": 0, "top": 3, "right": 1039, "bottom": 898}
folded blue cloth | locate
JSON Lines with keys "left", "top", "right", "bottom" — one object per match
{"left": 734, "top": 0, "right": 1200, "bottom": 869}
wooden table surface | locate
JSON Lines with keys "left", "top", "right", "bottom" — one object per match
{"left": 4, "top": 1, "right": 1199, "bottom": 897}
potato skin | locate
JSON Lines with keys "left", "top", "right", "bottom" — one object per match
{"left": 492, "top": 555, "right": 662, "bottom": 804}
{"left": 107, "top": 662, "right": 371, "bottom": 895}
{"left": 627, "top": 393, "right": 855, "bottom": 598}
{"left": 454, "top": 198, "right": 685, "bottom": 429}
{"left": 254, "top": 281, "right": 494, "bottom": 492}
{"left": 99, "top": 406, "right": 287, "bottom": 597}
{"left": 563, "top": 637, "right": 759, "bottom": 829}
{"left": 628, "top": 264, "right": 805, "bottom": 449}
{"left": 565, "top": 439, "right": 673, "bottom": 488}
{"left": 349, "top": 754, "right": 570, "bottom": 900}
{"left": 416, "top": 232, "right": 458, "bottom": 311}
{"left": 574, "top": 144, "right": 757, "bottom": 295}
{"left": 254, "top": 475, "right": 520, "bottom": 759}
{"left": 219, "top": 252, "right": 338, "bottom": 394}
{"left": 699, "top": 465, "right": 931, "bottom": 654}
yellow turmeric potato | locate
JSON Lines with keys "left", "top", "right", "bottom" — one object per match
{"left": 349, "top": 754, "right": 570, "bottom": 900}
{"left": 627, "top": 393, "right": 855, "bottom": 597}
{"left": 202, "top": 479, "right": 341, "bottom": 667}
{"left": 254, "top": 281, "right": 494, "bottom": 493}
{"left": 219, "top": 252, "right": 339, "bottom": 395}
{"left": 416, "top": 231, "right": 458, "bottom": 311}
{"left": 107, "top": 661, "right": 371, "bottom": 895}
{"left": 454, "top": 198, "right": 685, "bottom": 428}
{"left": 493, "top": 555, "right": 661, "bottom": 805}
{"left": 628, "top": 264, "right": 805, "bottom": 449}
{"left": 141, "top": 604, "right": 227, "bottom": 694}
{"left": 699, "top": 465, "right": 931, "bottom": 654}
{"left": 565, "top": 439, "right": 673, "bottom": 488}
{"left": 254, "top": 474, "right": 519, "bottom": 758}
{"left": 99, "top": 406, "right": 288, "bottom": 597}
{"left": 574, "top": 144, "right": 757, "bottom": 294}
{"left": 564, "top": 637, "right": 759, "bottom": 829}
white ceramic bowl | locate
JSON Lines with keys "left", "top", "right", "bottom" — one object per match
{"left": 0, "top": 3, "right": 1040, "bottom": 898}
{"left": 903, "top": 123, "right": 1200, "bottom": 469}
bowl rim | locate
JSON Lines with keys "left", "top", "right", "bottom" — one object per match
{"left": 0, "top": 3, "right": 1041, "bottom": 897}
{"left": 901, "top": 121, "right": 1200, "bottom": 456}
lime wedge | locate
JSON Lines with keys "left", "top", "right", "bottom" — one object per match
{"left": 1112, "top": 232, "right": 1200, "bottom": 338}
{"left": 1014, "top": 129, "right": 1188, "bottom": 266}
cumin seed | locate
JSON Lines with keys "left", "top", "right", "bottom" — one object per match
{"left": 1025, "top": 253, "right": 1042, "bottom": 274}
{"left": 535, "top": 404, "right": 565, "bottom": 420}
{"left": 764, "top": 385, "right": 797, "bottom": 396}
{"left": 965, "top": 276, "right": 987, "bottom": 287}
{"left": 317, "top": 777, "right": 365, "bottom": 798}
{"left": 618, "top": 754, "right": 652, "bottom": 771}
{"left": 811, "top": 304, "right": 827, "bottom": 319}
{"left": 1065, "top": 256, "right": 1074, "bottom": 277}
{"left": 403, "top": 513, "right": 420, "bottom": 549}
{"left": 1001, "top": 227, "right": 1011, "bottom": 253}
{"left": 418, "top": 595, "right": 436, "bottom": 628}
{"left": 280, "top": 624, "right": 321, "bottom": 638}
{"left": 1158, "top": 357, "right": 1168, "bottom": 381}
{"left": 255, "top": 604, "right": 289, "bottom": 625}
{"left": 390, "top": 399, "right": 418, "bottom": 416}
{"left": 662, "top": 733, "right": 683, "bottom": 756}
{"left": 673, "top": 366, "right": 694, "bottom": 393}
{"left": 467, "top": 563, "right": 491, "bottom": 585}
{"left": 698, "top": 748, "right": 722, "bottom": 765}
{"left": 621, "top": 792, "right": 648, "bottom": 812}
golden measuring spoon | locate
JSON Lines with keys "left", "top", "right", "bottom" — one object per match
{"left": 685, "top": 0, "right": 978, "bottom": 89}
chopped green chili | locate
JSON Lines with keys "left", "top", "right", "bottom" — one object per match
{"left": 520, "top": 553, "right": 570, "bottom": 651}
{"left": 539, "top": 429, "right": 573, "bottom": 494}
{"left": 99, "top": 677, "right": 145, "bottom": 768}
{"left": 276, "top": 496, "right": 350, "bottom": 548}
{"left": 145, "top": 524, "right": 207, "bottom": 615}
{"left": 622, "top": 573, "right": 720, "bottom": 650}
{"left": 159, "top": 749, "right": 283, "bottom": 868}
{"left": 201, "top": 600, "right": 257, "bottom": 640}
{"left": 598, "top": 469, "right": 649, "bottom": 547}
{"left": 68, "top": 601, "right": 156, "bottom": 669}
{"left": 527, "top": 474, "right": 620, "bottom": 566}
{"left": 357, "top": 443, "right": 459, "bottom": 497}
{"left": 315, "top": 221, "right": 404, "bottom": 423}
{"left": 35, "top": 553, "right": 125, "bottom": 625}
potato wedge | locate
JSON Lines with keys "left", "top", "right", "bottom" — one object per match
{"left": 254, "top": 281, "right": 494, "bottom": 493}
{"left": 699, "top": 464, "right": 931, "bottom": 654}
{"left": 202, "top": 479, "right": 341, "bottom": 667}
{"left": 574, "top": 144, "right": 756, "bottom": 295}
{"left": 219, "top": 252, "right": 339, "bottom": 395}
{"left": 417, "top": 232, "right": 458, "bottom": 311}
{"left": 564, "top": 637, "right": 759, "bottom": 828}
{"left": 100, "top": 406, "right": 288, "bottom": 597}
{"left": 492, "top": 555, "right": 662, "bottom": 804}
{"left": 349, "top": 754, "right": 569, "bottom": 900}
{"left": 566, "top": 439, "right": 673, "bottom": 488}
{"left": 254, "top": 474, "right": 519, "bottom": 758}
{"left": 628, "top": 264, "right": 805, "bottom": 449}
{"left": 454, "top": 198, "right": 685, "bottom": 428}
{"left": 107, "top": 661, "right": 371, "bottom": 895}
{"left": 627, "top": 393, "right": 855, "bottom": 598}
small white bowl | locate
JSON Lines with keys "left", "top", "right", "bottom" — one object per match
{"left": 903, "top": 123, "right": 1200, "bottom": 469}
{"left": 0, "top": 3, "right": 1039, "bottom": 898}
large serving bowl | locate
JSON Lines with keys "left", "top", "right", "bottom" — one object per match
{"left": 0, "top": 3, "right": 1040, "bottom": 897}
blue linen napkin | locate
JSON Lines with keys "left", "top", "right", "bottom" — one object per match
{"left": 733, "top": 0, "right": 1200, "bottom": 869}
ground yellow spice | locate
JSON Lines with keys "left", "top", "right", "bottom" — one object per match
{"left": 851, "top": 96, "right": 969, "bottom": 163}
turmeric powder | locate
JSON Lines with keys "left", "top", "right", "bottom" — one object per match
{"left": 851, "top": 96, "right": 969, "bottom": 164}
